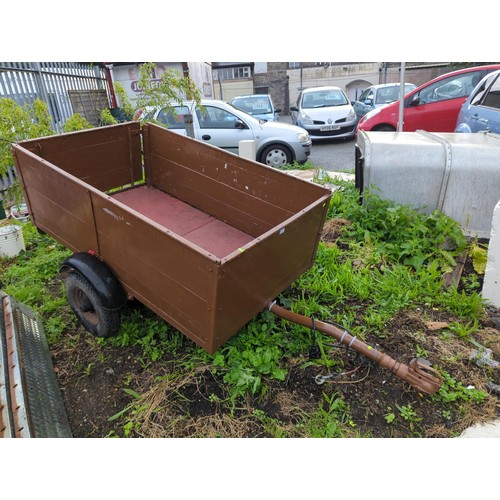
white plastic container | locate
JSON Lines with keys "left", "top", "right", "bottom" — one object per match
{"left": 355, "top": 130, "right": 500, "bottom": 238}
{"left": 0, "top": 225, "right": 25, "bottom": 258}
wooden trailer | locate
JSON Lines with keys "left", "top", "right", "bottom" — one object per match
{"left": 13, "top": 122, "right": 331, "bottom": 354}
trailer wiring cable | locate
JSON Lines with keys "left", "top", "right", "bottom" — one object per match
{"left": 314, "top": 361, "right": 372, "bottom": 386}
{"left": 268, "top": 303, "right": 388, "bottom": 388}
{"left": 309, "top": 317, "right": 365, "bottom": 363}
{"left": 308, "top": 316, "right": 375, "bottom": 386}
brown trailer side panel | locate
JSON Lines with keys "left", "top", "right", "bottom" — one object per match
{"left": 143, "top": 123, "right": 326, "bottom": 237}
{"left": 17, "top": 123, "right": 143, "bottom": 192}
{"left": 210, "top": 196, "right": 330, "bottom": 353}
{"left": 13, "top": 147, "right": 99, "bottom": 253}
{"left": 91, "top": 193, "right": 219, "bottom": 349}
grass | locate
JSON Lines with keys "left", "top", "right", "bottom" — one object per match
{"left": 0, "top": 176, "right": 494, "bottom": 438}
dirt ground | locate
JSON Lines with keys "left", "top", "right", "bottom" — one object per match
{"left": 49, "top": 227, "right": 500, "bottom": 438}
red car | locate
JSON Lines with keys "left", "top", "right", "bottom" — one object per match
{"left": 356, "top": 64, "right": 500, "bottom": 134}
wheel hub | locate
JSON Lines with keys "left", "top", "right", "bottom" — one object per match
{"left": 265, "top": 149, "right": 287, "bottom": 167}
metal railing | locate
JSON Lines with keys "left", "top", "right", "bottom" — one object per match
{"left": 0, "top": 62, "right": 111, "bottom": 133}
{"left": 0, "top": 62, "right": 112, "bottom": 197}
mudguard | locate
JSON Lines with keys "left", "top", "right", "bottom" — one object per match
{"left": 60, "top": 252, "right": 127, "bottom": 310}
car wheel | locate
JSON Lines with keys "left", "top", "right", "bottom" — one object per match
{"left": 260, "top": 144, "right": 293, "bottom": 168}
{"left": 64, "top": 271, "right": 121, "bottom": 338}
{"left": 374, "top": 124, "right": 396, "bottom": 132}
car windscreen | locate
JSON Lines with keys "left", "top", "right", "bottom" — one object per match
{"left": 232, "top": 96, "right": 272, "bottom": 115}
{"left": 375, "top": 85, "right": 415, "bottom": 105}
{"left": 301, "top": 89, "right": 348, "bottom": 108}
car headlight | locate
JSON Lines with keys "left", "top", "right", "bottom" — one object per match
{"left": 299, "top": 112, "right": 314, "bottom": 126}
{"left": 296, "top": 132, "right": 310, "bottom": 143}
{"left": 347, "top": 109, "right": 356, "bottom": 122}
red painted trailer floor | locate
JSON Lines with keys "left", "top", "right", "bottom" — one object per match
{"left": 112, "top": 186, "right": 254, "bottom": 258}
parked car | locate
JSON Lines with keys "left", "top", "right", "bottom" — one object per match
{"left": 230, "top": 94, "right": 281, "bottom": 121}
{"left": 356, "top": 64, "right": 500, "bottom": 134}
{"left": 290, "top": 86, "right": 357, "bottom": 140}
{"left": 455, "top": 69, "right": 500, "bottom": 134}
{"left": 136, "top": 99, "right": 311, "bottom": 167}
{"left": 353, "top": 83, "right": 416, "bottom": 122}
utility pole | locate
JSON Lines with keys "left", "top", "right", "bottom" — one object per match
{"left": 397, "top": 62, "right": 406, "bottom": 132}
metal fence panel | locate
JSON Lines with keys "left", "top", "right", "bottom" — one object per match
{"left": 1, "top": 62, "right": 111, "bottom": 199}
{"left": 0, "top": 62, "right": 111, "bottom": 133}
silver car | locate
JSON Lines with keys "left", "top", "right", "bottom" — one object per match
{"left": 290, "top": 86, "right": 357, "bottom": 140}
{"left": 455, "top": 69, "right": 500, "bottom": 134}
{"left": 230, "top": 94, "right": 281, "bottom": 121}
{"left": 141, "top": 99, "right": 311, "bottom": 167}
{"left": 353, "top": 83, "right": 416, "bottom": 122}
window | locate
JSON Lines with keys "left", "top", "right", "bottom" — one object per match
{"left": 481, "top": 74, "right": 500, "bottom": 110}
{"left": 197, "top": 106, "right": 239, "bottom": 129}
{"left": 376, "top": 87, "right": 400, "bottom": 104}
{"left": 416, "top": 71, "right": 481, "bottom": 105}
{"left": 358, "top": 88, "right": 371, "bottom": 102}
{"left": 157, "top": 106, "right": 190, "bottom": 129}
{"left": 470, "top": 74, "right": 496, "bottom": 106}
{"left": 302, "top": 89, "right": 348, "bottom": 108}
{"left": 213, "top": 66, "right": 252, "bottom": 81}
{"left": 232, "top": 95, "right": 272, "bottom": 114}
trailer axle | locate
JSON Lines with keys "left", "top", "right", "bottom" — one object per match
{"left": 269, "top": 302, "right": 443, "bottom": 395}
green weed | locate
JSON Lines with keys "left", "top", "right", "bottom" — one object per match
{"left": 253, "top": 409, "right": 291, "bottom": 438}
{"left": 432, "top": 371, "right": 487, "bottom": 405}
{"left": 101, "top": 308, "right": 185, "bottom": 366}
{"left": 298, "top": 392, "right": 356, "bottom": 438}
{"left": 212, "top": 316, "right": 287, "bottom": 403}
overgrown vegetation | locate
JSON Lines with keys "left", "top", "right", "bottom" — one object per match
{"left": 1, "top": 177, "right": 498, "bottom": 438}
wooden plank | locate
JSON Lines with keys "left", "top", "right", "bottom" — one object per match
{"left": 91, "top": 193, "right": 219, "bottom": 347}
{"left": 12, "top": 147, "right": 99, "bottom": 253}
{"left": 112, "top": 186, "right": 254, "bottom": 258}
{"left": 148, "top": 153, "right": 287, "bottom": 236}
{"left": 145, "top": 123, "right": 328, "bottom": 233}
{"left": 68, "top": 89, "right": 109, "bottom": 126}
{"left": 19, "top": 123, "right": 143, "bottom": 191}
{"left": 443, "top": 249, "right": 469, "bottom": 288}
{"left": 211, "top": 199, "right": 329, "bottom": 352}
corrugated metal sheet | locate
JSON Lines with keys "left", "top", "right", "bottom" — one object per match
{"left": 0, "top": 62, "right": 110, "bottom": 133}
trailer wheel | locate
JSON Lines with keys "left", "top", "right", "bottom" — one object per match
{"left": 64, "top": 271, "right": 121, "bottom": 338}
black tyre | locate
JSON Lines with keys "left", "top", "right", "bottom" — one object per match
{"left": 374, "top": 124, "right": 396, "bottom": 132}
{"left": 260, "top": 144, "right": 293, "bottom": 167}
{"left": 64, "top": 271, "right": 121, "bottom": 338}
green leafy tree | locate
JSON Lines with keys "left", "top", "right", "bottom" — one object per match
{"left": 0, "top": 98, "right": 54, "bottom": 177}
{"left": 62, "top": 113, "right": 93, "bottom": 133}
{"left": 0, "top": 98, "right": 54, "bottom": 204}
{"left": 115, "top": 62, "right": 202, "bottom": 123}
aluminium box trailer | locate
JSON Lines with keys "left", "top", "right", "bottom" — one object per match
{"left": 355, "top": 130, "right": 500, "bottom": 238}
